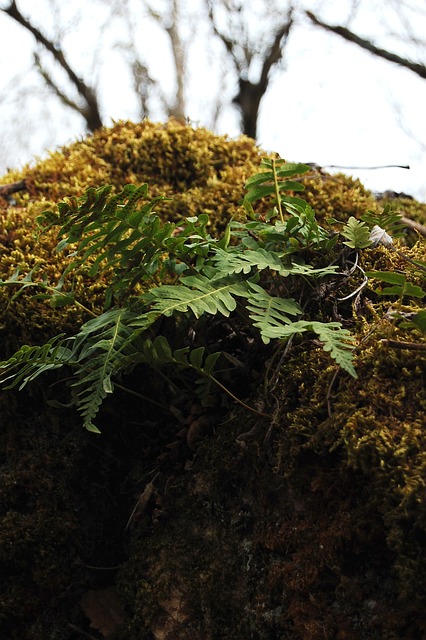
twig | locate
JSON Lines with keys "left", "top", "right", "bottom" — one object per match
{"left": 0, "top": 179, "right": 28, "bottom": 197}
{"left": 67, "top": 624, "right": 99, "bottom": 640}
{"left": 379, "top": 339, "right": 426, "bottom": 351}
{"left": 323, "top": 164, "right": 410, "bottom": 170}
{"left": 400, "top": 217, "right": 426, "bottom": 238}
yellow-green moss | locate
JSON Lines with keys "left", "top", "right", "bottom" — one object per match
{"left": 1, "top": 119, "right": 401, "bottom": 350}
{"left": 1, "top": 119, "right": 425, "bottom": 639}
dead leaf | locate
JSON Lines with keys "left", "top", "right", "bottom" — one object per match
{"left": 79, "top": 586, "right": 125, "bottom": 638}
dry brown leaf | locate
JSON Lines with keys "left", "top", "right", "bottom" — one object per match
{"left": 79, "top": 586, "right": 125, "bottom": 638}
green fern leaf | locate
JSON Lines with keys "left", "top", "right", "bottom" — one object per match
{"left": 360, "top": 205, "right": 405, "bottom": 237}
{"left": 212, "top": 248, "right": 338, "bottom": 278}
{"left": 71, "top": 308, "right": 138, "bottom": 432}
{"left": 0, "top": 335, "right": 73, "bottom": 390}
{"left": 253, "top": 319, "right": 356, "bottom": 377}
{"left": 40, "top": 184, "right": 175, "bottom": 304}
{"left": 140, "top": 336, "right": 221, "bottom": 403}
{"left": 308, "top": 321, "right": 357, "bottom": 378}
{"left": 148, "top": 274, "right": 246, "bottom": 318}
{"left": 341, "top": 217, "right": 372, "bottom": 249}
{"left": 242, "top": 282, "right": 302, "bottom": 343}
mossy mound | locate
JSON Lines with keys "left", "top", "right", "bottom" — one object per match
{"left": 0, "top": 119, "right": 425, "bottom": 639}
{"left": 0, "top": 119, "right": 379, "bottom": 348}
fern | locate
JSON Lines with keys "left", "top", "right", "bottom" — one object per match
{"left": 2, "top": 159, "right": 365, "bottom": 431}
{"left": 146, "top": 274, "right": 247, "bottom": 318}
{"left": 254, "top": 319, "right": 357, "bottom": 377}
{"left": 212, "top": 247, "right": 338, "bottom": 278}
{"left": 69, "top": 308, "right": 146, "bottom": 431}
{"left": 360, "top": 204, "right": 405, "bottom": 237}
{"left": 140, "top": 336, "right": 221, "bottom": 400}
{"left": 38, "top": 184, "right": 218, "bottom": 307}
{"left": 243, "top": 158, "right": 309, "bottom": 223}
{"left": 341, "top": 217, "right": 372, "bottom": 249}
{"left": 0, "top": 335, "right": 73, "bottom": 390}
{"left": 242, "top": 282, "right": 302, "bottom": 342}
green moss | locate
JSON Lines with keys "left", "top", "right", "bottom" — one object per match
{"left": 1, "top": 119, "right": 397, "bottom": 350}
{"left": 1, "top": 119, "right": 425, "bottom": 638}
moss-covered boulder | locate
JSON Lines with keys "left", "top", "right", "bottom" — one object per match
{"left": 0, "top": 119, "right": 425, "bottom": 640}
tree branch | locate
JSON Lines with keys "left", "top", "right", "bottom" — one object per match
{"left": 2, "top": 1, "right": 103, "bottom": 130}
{"left": 207, "top": 2, "right": 294, "bottom": 139}
{"left": 259, "top": 11, "right": 293, "bottom": 90}
{"left": 306, "top": 11, "right": 426, "bottom": 80}
{"left": 0, "top": 179, "right": 28, "bottom": 196}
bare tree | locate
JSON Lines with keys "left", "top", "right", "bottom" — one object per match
{"left": 1, "top": 0, "right": 103, "bottom": 131}
{"left": 206, "top": 1, "right": 294, "bottom": 139}
{"left": 306, "top": 8, "right": 426, "bottom": 80}
{"left": 114, "top": 0, "right": 188, "bottom": 122}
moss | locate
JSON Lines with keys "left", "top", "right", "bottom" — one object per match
{"left": 300, "top": 169, "right": 377, "bottom": 223}
{"left": 377, "top": 194, "right": 426, "bottom": 226}
{"left": 1, "top": 119, "right": 393, "bottom": 350}
{"left": 1, "top": 119, "right": 425, "bottom": 638}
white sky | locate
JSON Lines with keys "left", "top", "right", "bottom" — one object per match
{"left": 0, "top": 0, "right": 425, "bottom": 201}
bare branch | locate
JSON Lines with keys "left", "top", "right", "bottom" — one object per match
{"left": 207, "top": 2, "right": 294, "bottom": 139}
{"left": 0, "top": 179, "right": 27, "bottom": 196}
{"left": 1, "top": 0, "right": 103, "bottom": 130}
{"left": 146, "top": 0, "right": 186, "bottom": 121}
{"left": 306, "top": 11, "right": 426, "bottom": 80}
{"left": 164, "top": 0, "right": 186, "bottom": 121}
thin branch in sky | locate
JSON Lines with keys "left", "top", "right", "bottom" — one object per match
{"left": 1, "top": 0, "right": 103, "bottom": 130}
{"left": 306, "top": 10, "right": 426, "bottom": 80}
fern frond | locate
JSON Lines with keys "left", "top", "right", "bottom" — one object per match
{"left": 243, "top": 159, "right": 309, "bottom": 205}
{"left": 341, "top": 217, "right": 372, "bottom": 249}
{"left": 242, "top": 282, "right": 302, "bottom": 343}
{"left": 147, "top": 274, "right": 247, "bottom": 318}
{"left": 212, "top": 248, "right": 338, "bottom": 278}
{"left": 360, "top": 205, "right": 405, "bottom": 237}
{"left": 255, "top": 319, "right": 357, "bottom": 377}
{"left": 70, "top": 308, "right": 141, "bottom": 432}
{"left": 141, "top": 336, "right": 220, "bottom": 374}
{"left": 39, "top": 184, "right": 176, "bottom": 304}
{"left": 308, "top": 322, "right": 357, "bottom": 378}
{"left": 0, "top": 335, "right": 73, "bottom": 390}
{"left": 140, "top": 336, "right": 221, "bottom": 402}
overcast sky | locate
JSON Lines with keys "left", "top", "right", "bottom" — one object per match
{"left": 0, "top": 0, "right": 425, "bottom": 201}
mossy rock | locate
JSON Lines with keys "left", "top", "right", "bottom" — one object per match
{"left": 0, "top": 119, "right": 425, "bottom": 639}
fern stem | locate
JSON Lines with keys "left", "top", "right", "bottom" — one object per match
{"left": 391, "top": 246, "right": 426, "bottom": 274}
{"left": 114, "top": 382, "right": 169, "bottom": 410}
{"left": 209, "top": 375, "right": 271, "bottom": 418}
{"left": 272, "top": 157, "right": 285, "bottom": 224}
{"left": 73, "top": 299, "right": 98, "bottom": 318}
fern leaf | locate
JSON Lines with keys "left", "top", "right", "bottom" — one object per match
{"left": 243, "top": 282, "right": 302, "bottom": 344}
{"left": 148, "top": 274, "right": 246, "bottom": 318}
{"left": 360, "top": 205, "right": 405, "bottom": 237}
{"left": 71, "top": 308, "right": 137, "bottom": 432}
{"left": 140, "top": 336, "right": 221, "bottom": 403}
{"left": 253, "top": 319, "right": 356, "bottom": 377}
{"left": 212, "top": 248, "right": 338, "bottom": 278}
{"left": 40, "top": 184, "right": 175, "bottom": 303}
{"left": 309, "top": 321, "right": 357, "bottom": 378}
{"left": 341, "top": 217, "right": 372, "bottom": 249}
{"left": 0, "top": 335, "right": 72, "bottom": 390}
